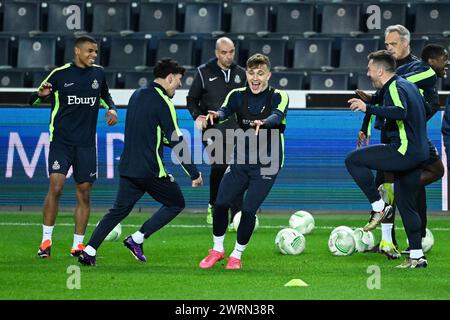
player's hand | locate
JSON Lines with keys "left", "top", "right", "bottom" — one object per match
{"left": 192, "top": 172, "right": 203, "bottom": 187}
{"left": 250, "top": 120, "right": 264, "bottom": 135}
{"left": 105, "top": 109, "right": 118, "bottom": 126}
{"left": 195, "top": 115, "right": 208, "bottom": 130}
{"left": 207, "top": 110, "right": 219, "bottom": 126}
{"left": 355, "top": 89, "right": 372, "bottom": 102}
{"left": 348, "top": 98, "right": 367, "bottom": 113}
{"left": 38, "top": 82, "right": 52, "bottom": 98}
{"left": 357, "top": 131, "right": 370, "bottom": 148}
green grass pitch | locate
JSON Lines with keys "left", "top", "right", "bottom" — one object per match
{"left": 1, "top": 211, "right": 450, "bottom": 300}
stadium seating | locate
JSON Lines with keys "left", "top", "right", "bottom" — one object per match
{"left": 356, "top": 72, "right": 374, "bottom": 91}
{"left": 414, "top": 3, "right": 450, "bottom": 34}
{"left": 339, "top": 38, "right": 379, "bottom": 70}
{"left": 0, "top": 37, "right": 10, "bottom": 67}
{"left": 0, "top": 0, "right": 448, "bottom": 91}
{"left": 275, "top": 2, "right": 315, "bottom": 35}
{"left": 92, "top": 1, "right": 131, "bottom": 33}
{"left": 122, "top": 71, "right": 153, "bottom": 89}
{"left": 31, "top": 70, "right": 51, "bottom": 88}
{"left": 433, "top": 38, "right": 450, "bottom": 56}
{"left": 269, "top": 71, "right": 305, "bottom": 90}
{"left": 46, "top": 1, "right": 86, "bottom": 33}
{"left": 410, "top": 38, "right": 428, "bottom": 58}
{"left": 156, "top": 38, "right": 195, "bottom": 68}
{"left": 321, "top": 4, "right": 360, "bottom": 35}
{"left": 309, "top": 72, "right": 350, "bottom": 90}
{"left": 292, "top": 38, "right": 333, "bottom": 70}
{"left": 180, "top": 70, "right": 196, "bottom": 89}
{"left": 108, "top": 36, "right": 148, "bottom": 68}
{"left": 247, "top": 38, "right": 287, "bottom": 69}
{"left": 104, "top": 70, "right": 117, "bottom": 89}
{"left": 138, "top": 2, "right": 177, "bottom": 33}
{"left": 363, "top": 3, "right": 407, "bottom": 34}
{"left": 17, "top": 36, "right": 57, "bottom": 69}
{"left": 230, "top": 3, "right": 269, "bottom": 34}
{"left": 0, "top": 70, "right": 25, "bottom": 87}
{"left": 183, "top": 2, "right": 223, "bottom": 34}
{"left": 2, "top": 1, "right": 40, "bottom": 33}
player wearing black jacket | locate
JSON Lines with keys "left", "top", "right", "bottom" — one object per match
{"left": 32, "top": 36, "right": 117, "bottom": 259}
{"left": 79, "top": 59, "right": 203, "bottom": 266}
{"left": 346, "top": 51, "right": 429, "bottom": 268}
{"left": 187, "top": 37, "right": 246, "bottom": 226}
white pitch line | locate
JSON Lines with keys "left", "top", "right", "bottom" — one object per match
{"left": 0, "top": 222, "right": 449, "bottom": 231}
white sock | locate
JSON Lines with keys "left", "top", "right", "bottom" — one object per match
{"left": 72, "top": 234, "right": 84, "bottom": 249}
{"left": 381, "top": 223, "right": 393, "bottom": 243}
{"left": 42, "top": 225, "right": 54, "bottom": 242}
{"left": 230, "top": 242, "right": 246, "bottom": 260}
{"left": 84, "top": 245, "right": 96, "bottom": 256}
{"left": 132, "top": 231, "right": 145, "bottom": 244}
{"left": 213, "top": 235, "right": 225, "bottom": 252}
{"left": 410, "top": 249, "right": 424, "bottom": 259}
{"left": 371, "top": 199, "right": 385, "bottom": 212}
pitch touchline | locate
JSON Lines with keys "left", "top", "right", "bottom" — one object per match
{"left": 0, "top": 222, "right": 449, "bottom": 232}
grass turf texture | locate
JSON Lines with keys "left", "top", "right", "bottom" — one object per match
{"left": 1, "top": 212, "right": 450, "bottom": 300}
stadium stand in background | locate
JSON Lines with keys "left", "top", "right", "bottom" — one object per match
{"left": 0, "top": 0, "right": 450, "bottom": 90}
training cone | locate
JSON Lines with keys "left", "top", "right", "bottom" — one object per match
{"left": 284, "top": 279, "right": 308, "bottom": 287}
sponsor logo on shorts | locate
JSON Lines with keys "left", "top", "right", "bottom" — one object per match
{"left": 89, "top": 172, "right": 97, "bottom": 177}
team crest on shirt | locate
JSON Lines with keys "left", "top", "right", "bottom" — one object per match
{"left": 234, "top": 75, "right": 241, "bottom": 84}
{"left": 91, "top": 79, "right": 99, "bottom": 89}
{"left": 52, "top": 161, "right": 60, "bottom": 170}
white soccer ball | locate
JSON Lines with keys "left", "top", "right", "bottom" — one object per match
{"left": 96, "top": 221, "right": 122, "bottom": 241}
{"left": 289, "top": 210, "right": 315, "bottom": 235}
{"left": 232, "top": 211, "right": 259, "bottom": 232}
{"left": 352, "top": 228, "right": 375, "bottom": 252}
{"left": 406, "top": 228, "right": 434, "bottom": 253}
{"left": 328, "top": 229, "right": 355, "bottom": 256}
{"left": 331, "top": 225, "right": 354, "bottom": 235}
{"left": 275, "top": 228, "right": 306, "bottom": 255}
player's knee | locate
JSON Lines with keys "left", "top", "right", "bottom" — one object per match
{"left": 434, "top": 160, "right": 445, "bottom": 179}
{"left": 344, "top": 152, "right": 355, "bottom": 169}
{"left": 172, "top": 196, "right": 185, "bottom": 212}
{"left": 214, "top": 200, "right": 229, "bottom": 212}
{"left": 49, "top": 183, "right": 64, "bottom": 197}
{"left": 241, "top": 206, "right": 257, "bottom": 217}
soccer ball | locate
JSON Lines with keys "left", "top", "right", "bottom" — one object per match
{"left": 331, "top": 225, "right": 354, "bottom": 235}
{"left": 231, "top": 211, "right": 259, "bottom": 232}
{"left": 96, "top": 221, "right": 122, "bottom": 241}
{"left": 328, "top": 228, "right": 355, "bottom": 256}
{"left": 275, "top": 228, "right": 306, "bottom": 255}
{"left": 352, "top": 228, "right": 375, "bottom": 252}
{"left": 289, "top": 210, "right": 315, "bottom": 235}
{"left": 406, "top": 228, "right": 434, "bottom": 253}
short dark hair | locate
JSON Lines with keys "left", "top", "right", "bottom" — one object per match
{"left": 247, "top": 53, "right": 271, "bottom": 70}
{"left": 421, "top": 44, "right": 447, "bottom": 62}
{"left": 153, "top": 58, "right": 186, "bottom": 79}
{"left": 74, "top": 35, "right": 97, "bottom": 48}
{"left": 368, "top": 50, "right": 396, "bottom": 72}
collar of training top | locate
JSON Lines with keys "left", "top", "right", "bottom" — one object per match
{"left": 152, "top": 81, "right": 168, "bottom": 96}
{"left": 382, "top": 74, "right": 400, "bottom": 92}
